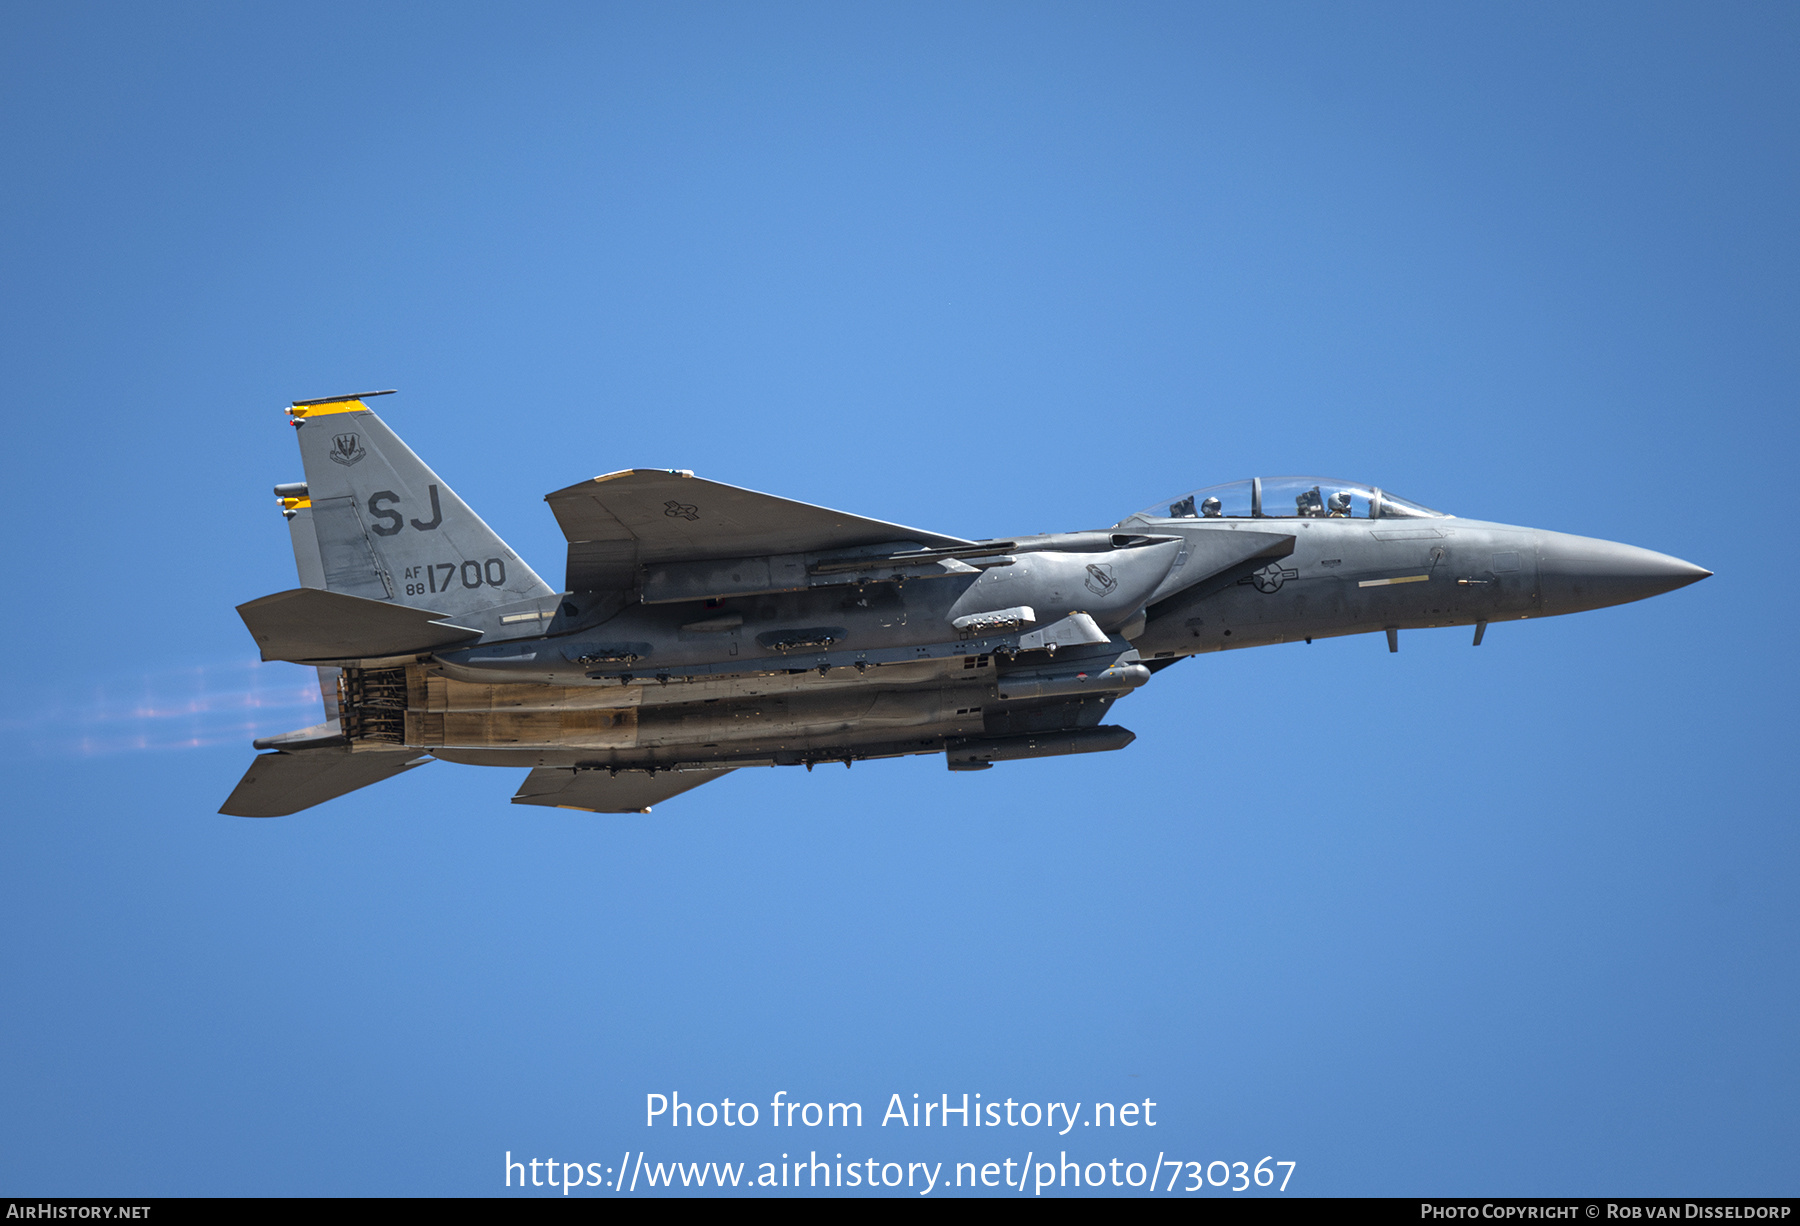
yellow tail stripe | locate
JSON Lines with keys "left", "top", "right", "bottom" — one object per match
{"left": 288, "top": 399, "right": 368, "bottom": 418}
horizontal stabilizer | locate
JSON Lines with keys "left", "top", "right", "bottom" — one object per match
{"left": 511, "top": 765, "right": 737, "bottom": 813}
{"left": 236, "top": 587, "right": 481, "bottom": 663}
{"left": 220, "top": 747, "right": 429, "bottom": 817}
{"left": 545, "top": 470, "right": 972, "bottom": 592}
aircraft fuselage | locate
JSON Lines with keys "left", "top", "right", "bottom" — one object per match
{"left": 393, "top": 514, "right": 1703, "bottom": 773}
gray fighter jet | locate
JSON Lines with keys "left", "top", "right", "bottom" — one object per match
{"left": 223, "top": 392, "right": 1710, "bottom": 816}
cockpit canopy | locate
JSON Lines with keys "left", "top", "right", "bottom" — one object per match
{"left": 1136, "top": 477, "right": 1446, "bottom": 521}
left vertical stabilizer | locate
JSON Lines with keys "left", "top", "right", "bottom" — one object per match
{"left": 274, "top": 482, "right": 341, "bottom": 726}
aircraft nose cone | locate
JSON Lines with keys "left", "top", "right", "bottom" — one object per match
{"left": 1537, "top": 531, "right": 1711, "bottom": 614}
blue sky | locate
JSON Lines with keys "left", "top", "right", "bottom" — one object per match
{"left": 0, "top": 2, "right": 1793, "bottom": 1196}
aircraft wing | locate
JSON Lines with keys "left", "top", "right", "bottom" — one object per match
{"left": 220, "top": 746, "right": 430, "bottom": 817}
{"left": 545, "top": 470, "right": 973, "bottom": 593}
{"left": 510, "top": 765, "right": 738, "bottom": 813}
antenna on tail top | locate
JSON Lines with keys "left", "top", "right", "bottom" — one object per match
{"left": 290, "top": 389, "right": 397, "bottom": 407}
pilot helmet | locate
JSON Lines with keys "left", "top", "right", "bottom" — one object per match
{"left": 1328, "top": 491, "right": 1353, "bottom": 515}
{"left": 1200, "top": 497, "right": 1222, "bottom": 517}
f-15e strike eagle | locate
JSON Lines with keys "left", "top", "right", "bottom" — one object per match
{"left": 222, "top": 391, "right": 1710, "bottom": 816}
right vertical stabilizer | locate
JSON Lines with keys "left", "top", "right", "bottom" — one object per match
{"left": 288, "top": 393, "right": 554, "bottom": 619}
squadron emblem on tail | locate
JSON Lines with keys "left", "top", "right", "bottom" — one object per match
{"left": 328, "top": 433, "right": 366, "bottom": 466}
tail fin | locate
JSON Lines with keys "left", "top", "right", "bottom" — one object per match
{"left": 272, "top": 481, "right": 344, "bottom": 721}
{"left": 288, "top": 392, "right": 553, "bottom": 619}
